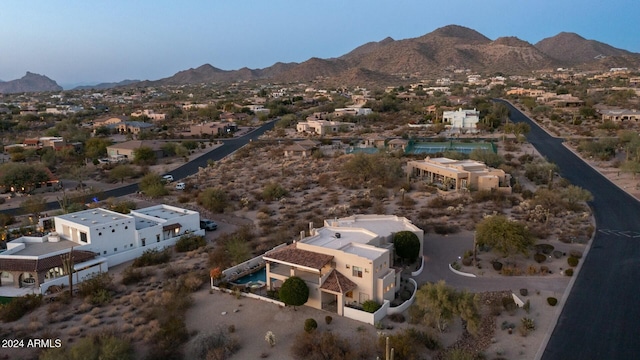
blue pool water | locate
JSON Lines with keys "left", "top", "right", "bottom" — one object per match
{"left": 233, "top": 267, "right": 267, "bottom": 284}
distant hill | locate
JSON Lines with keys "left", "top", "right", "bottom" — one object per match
{"left": 110, "top": 25, "right": 640, "bottom": 88}
{"left": 535, "top": 32, "right": 633, "bottom": 64}
{"left": 0, "top": 72, "right": 62, "bottom": 93}
{"left": 72, "top": 79, "right": 140, "bottom": 90}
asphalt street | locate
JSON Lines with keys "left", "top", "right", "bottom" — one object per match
{"left": 496, "top": 100, "right": 640, "bottom": 360}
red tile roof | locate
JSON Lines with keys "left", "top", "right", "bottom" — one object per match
{"left": 320, "top": 269, "right": 357, "bottom": 294}
{"left": 0, "top": 250, "right": 97, "bottom": 273}
{"left": 265, "top": 244, "right": 333, "bottom": 270}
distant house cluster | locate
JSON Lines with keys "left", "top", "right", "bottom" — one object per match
{"left": 92, "top": 116, "right": 154, "bottom": 134}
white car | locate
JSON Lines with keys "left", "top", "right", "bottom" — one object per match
{"left": 175, "top": 182, "right": 185, "bottom": 190}
{"left": 162, "top": 174, "right": 174, "bottom": 183}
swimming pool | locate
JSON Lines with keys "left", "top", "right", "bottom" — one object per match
{"left": 233, "top": 267, "right": 267, "bottom": 285}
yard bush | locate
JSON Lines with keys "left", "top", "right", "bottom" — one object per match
{"left": 547, "top": 297, "right": 558, "bottom": 306}
{"left": 534, "top": 243, "right": 555, "bottom": 255}
{"left": 362, "top": 300, "right": 382, "bottom": 313}
{"left": 564, "top": 268, "right": 574, "bottom": 276}
{"left": 567, "top": 256, "right": 579, "bottom": 267}
{"left": 121, "top": 267, "right": 149, "bottom": 285}
{"left": 304, "top": 318, "right": 318, "bottom": 333}
{"left": 325, "top": 315, "right": 333, "bottom": 325}
{"left": 534, "top": 253, "right": 547, "bottom": 263}
{"left": 569, "top": 250, "right": 583, "bottom": 259}
{"left": 492, "top": 261, "right": 503, "bottom": 271}
{"left": 175, "top": 234, "right": 206, "bottom": 252}
{"left": 132, "top": 248, "right": 171, "bottom": 267}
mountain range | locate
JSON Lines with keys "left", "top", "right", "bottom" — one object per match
{"left": 0, "top": 72, "right": 62, "bottom": 94}
{"left": 2, "top": 25, "right": 639, "bottom": 93}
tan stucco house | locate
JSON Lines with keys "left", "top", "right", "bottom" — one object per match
{"left": 407, "top": 157, "right": 511, "bottom": 192}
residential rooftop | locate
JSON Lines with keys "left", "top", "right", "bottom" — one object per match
{"left": 55, "top": 208, "right": 130, "bottom": 225}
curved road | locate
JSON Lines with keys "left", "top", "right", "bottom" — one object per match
{"left": 0, "top": 121, "right": 275, "bottom": 214}
{"left": 495, "top": 100, "right": 640, "bottom": 360}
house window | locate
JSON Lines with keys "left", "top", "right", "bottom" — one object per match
{"left": 112, "top": 229, "right": 115, "bottom": 233}
{"left": 156, "top": 234, "right": 160, "bottom": 243}
{"left": 352, "top": 266, "right": 363, "bottom": 278}
{"left": 114, "top": 248, "right": 117, "bottom": 252}
{"left": 346, "top": 291, "right": 353, "bottom": 298}
{"left": 98, "top": 232, "right": 102, "bottom": 236}
{"left": 125, "top": 226, "right": 128, "bottom": 230}
{"left": 141, "top": 238, "right": 146, "bottom": 247}
{"left": 80, "top": 232, "right": 87, "bottom": 243}
{"left": 103, "top": 251, "right": 107, "bottom": 255}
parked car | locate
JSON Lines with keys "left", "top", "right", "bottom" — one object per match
{"left": 200, "top": 219, "right": 218, "bottom": 231}
{"left": 175, "top": 182, "right": 185, "bottom": 190}
{"left": 162, "top": 174, "right": 174, "bottom": 183}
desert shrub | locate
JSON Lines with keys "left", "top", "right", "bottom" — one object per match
{"left": 564, "top": 268, "right": 574, "bottom": 276}
{"left": 175, "top": 234, "right": 206, "bottom": 252}
{"left": 262, "top": 182, "right": 288, "bottom": 202}
{"left": 520, "top": 317, "right": 536, "bottom": 336}
{"left": 78, "top": 273, "right": 114, "bottom": 305}
{"left": 520, "top": 288, "right": 528, "bottom": 296}
{"left": 534, "top": 243, "right": 555, "bottom": 254}
{"left": 442, "top": 348, "right": 475, "bottom": 360}
{"left": 39, "top": 332, "right": 135, "bottom": 360}
{"left": 534, "top": 253, "right": 547, "bottom": 263}
{"left": 501, "top": 265, "right": 523, "bottom": 276}
{"left": 292, "top": 331, "right": 370, "bottom": 360}
{"left": 569, "top": 250, "right": 583, "bottom": 259}
{"left": 362, "top": 300, "right": 382, "bottom": 313}
{"left": 325, "top": 315, "right": 333, "bottom": 325}
{"left": 184, "top": 328, "right": 239, "bottom": 360}
{"left": 433, "top": 223, "right": 460, "bottom": 235}
{"left": 0, "top": 294, "right": 42, "bottom": 322}
{"left": 198, "top": 187, "right": 229, "bottom": 213}
{"left": 547, "top": 297, "right": 558, "bottom": 306}
{"left": 388, "top": 313, "right": 406, "bottom": 323}
{"left": 132, "top": 248, "right": 171, "bottom": 267}
{"left": 121, "top": 267, "right": 147, "bottom": 285}
{"left": 567, "top": 256, "right": 579, "bottom": 267}
{"left": 304, "top": 318, "right": 318, "bottom": 333}
{"left": 378, "top": 328, "right": 440, "bottom": 359}
{"left": 492, "top": 261, "right": 503, "bottom": 271}
{"left": 526, "top": 265, "right": 539, "bottom": 275}
{"left": 553, "top": 250, "right": 563, "bottom": 259}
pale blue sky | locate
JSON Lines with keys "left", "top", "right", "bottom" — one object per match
{"left": 1, "top": 0, "right": 638, "bottom": 87}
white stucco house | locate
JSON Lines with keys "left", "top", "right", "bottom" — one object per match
{"left": 0, "top": 204, "right": 203, "bottom": 296}
{"left": 442, "top": 108, "right": 480, "bottom": 132}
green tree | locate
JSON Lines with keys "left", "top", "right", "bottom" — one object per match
{"left": 562, "top": 185, "right": 593, "bottom": 211}
{"left": 198, "top": 187, "right": 228, "bottom": 213}
{"left": 133, "top": 146, "right": 157, "bottom": 165}
{"left": 21, "top": 195, "right": 46, "bottom": 220}
{"left": 394, "top": 231, "right": 421, "bottom": 264}
{"left": 84, "top": 137, "right": 112, "bottom": 160}
{"left": 621, "top": 160, "right": 640, "bottom": 179}
{"left": 138, "top": 173, "right": 168, "bottom": 198}
{"left": 475, "top": 215, "right": 534, "bottom": 257}
{"left": 0, "top": 163, "right": 50, "bottom": 193}
{"left": 469, "top": 149, "right": 504, "bottom": 168}
{"left": 109, "top": 164, "right": 135, "bottom": 183}
{"left": 413, "top": 281, "right": 481, "bottom": 336}
{"left": 279, "top": 276, "right": 309, "bottom": 310}
{"left": 161, "top": 142, "right": 178, "bottom": 157}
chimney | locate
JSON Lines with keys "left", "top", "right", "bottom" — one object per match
{"left": 309, "top": 222, "right": 313, "bottom": 234}
{"left": 300, "top": 230, "right": 305, "bottom": 241}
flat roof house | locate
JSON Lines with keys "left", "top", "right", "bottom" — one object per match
{"left": 263, "top": 215, "right": 423, "bottom": 318}
{"left": 407, "top": 157, "right": 511, "bottom": 193}
{"left": 0, "top": 204, "right": 202, "bottom": 296}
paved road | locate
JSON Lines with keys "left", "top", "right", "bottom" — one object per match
{"left": 495, "top": 100, "right": 640, "bottom": 360}
{"left": 0, "top": 121, "right": 275, "bottom": 215}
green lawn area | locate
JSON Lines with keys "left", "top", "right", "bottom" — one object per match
{"left": 0, "top": 296, "right": 13, "bottom": 305}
